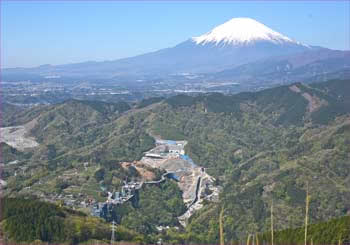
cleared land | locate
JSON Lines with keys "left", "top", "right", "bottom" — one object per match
{"left": 140, "top": 139, "right": 220, "bottom": 225}
{"left": 0, "top": 120, "right": 39, "bottom": 150}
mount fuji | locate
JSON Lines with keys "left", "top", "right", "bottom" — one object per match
{"left": 3, "top": 18, "right": 326, "bottom": 79}
{"left": 192, "top": 17, "right": 305, "bottom": 46}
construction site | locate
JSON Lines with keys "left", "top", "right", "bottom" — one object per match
{"left": 140, "top": 139, "right": 220, "bottom": 226}
{"left": 90, "top": 138, "right": 220, "bottom": 226}
{"left": 0, "top": 120, "right": 220, "bottom": 227}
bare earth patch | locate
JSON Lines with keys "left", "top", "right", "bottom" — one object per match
{"left": 289, "top": 85, "right": 328, "bottom": 113}
{"left": 301, "top": 92, "right": 328, "bottom": 113}
{"left": 140, "top": 139, "right": 220, "bottom": 226}
{"left": 289, "top": 85, "right": 302, "bottom": 93}
{"left": 0, "top": 120, "right": 39, "bottom": 151}
{"left": 121, "top": 161, "right": 156, "bottom": 181}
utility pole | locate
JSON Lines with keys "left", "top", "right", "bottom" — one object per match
{"left": 111, "top": 220, "right": 117, "bottom": 245}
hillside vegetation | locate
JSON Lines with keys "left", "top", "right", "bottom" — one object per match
{"left": 0, "top": 197, "right": 145, "bottom": 244}
{"left": 1, "top": 79, "right": 350, "bottom": 243}
{"left": 259, "top": 215, "right": 350, "bottom": 245}
{"left": 150, "top": 79, "right": 350, "bottom": 241}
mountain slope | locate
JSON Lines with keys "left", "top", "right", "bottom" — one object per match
{"left": 0, "top": 197, "right": 145, "bottom": 244}
{"left": 3, "top": 18, "right": 313, "bottom": 78}
{"left": 192, "top": 17, "right": 302, "bottom": 46}
{"left": 212, "top": 49, "right": 350, "bottom": 84}
{"left": 1, "top": 79, "right": 350, "bottom": 242}
{"left": 149, "top": 79, "right": 350, "bottom": 240}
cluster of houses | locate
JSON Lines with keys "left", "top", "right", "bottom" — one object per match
{"left": 91, "top": 180, "right": 143, "bottom": 217}
{"left": 89, "top": 140, "right": 192, "bottom": 220}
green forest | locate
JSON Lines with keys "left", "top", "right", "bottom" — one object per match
{"left": 1, "top": 79, "right": 350, "bottom": 244}
{"left": 0, "top": 197, "right": 146, "bottom": 244}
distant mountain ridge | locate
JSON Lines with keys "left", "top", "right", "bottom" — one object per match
{"left": 4, "top": 17, "right": 325, "bottom": 79}
{"left": 210, "top": 48, "right": 350, "bottom": 83}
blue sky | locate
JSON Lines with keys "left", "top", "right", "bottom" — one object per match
{"left": 1, "top": 1, "right": 349, "bottom": 68}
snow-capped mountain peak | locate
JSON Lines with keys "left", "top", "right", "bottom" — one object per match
{"left": 192, "top": 17, "right": 301, "bottom": 46}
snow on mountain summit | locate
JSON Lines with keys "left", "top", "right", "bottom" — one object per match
{"left": 192, "top": 17, "right": 302, "bottom": 46}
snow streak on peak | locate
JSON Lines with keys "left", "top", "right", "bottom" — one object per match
{"left": 192, "top": 17, "right": 303, "bottom": 46}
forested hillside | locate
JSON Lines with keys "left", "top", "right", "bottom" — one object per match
{"left": 259, "top": 215, "right": 350, "bottom": 245}
{"left": 1, "top": 79, "right": 349, "bottom": 243}
{"left": 150, "top": 79, "right": 350, "bottom": 241}
{"left": 0, "top": 197, "right": 145, "bottom": 244}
